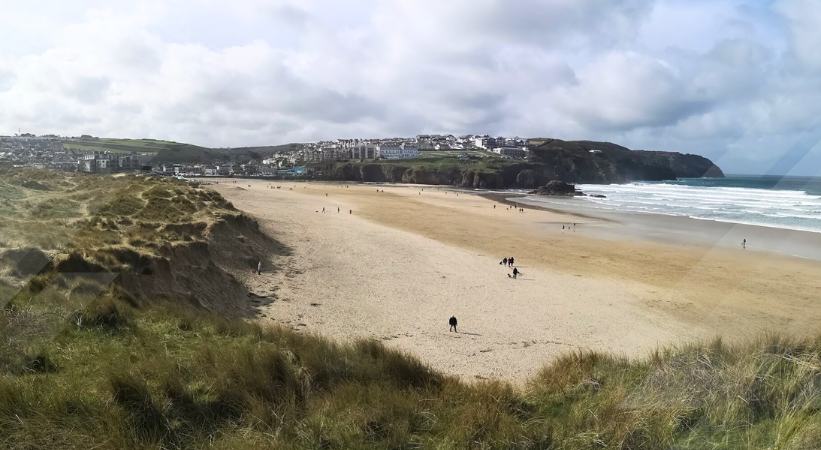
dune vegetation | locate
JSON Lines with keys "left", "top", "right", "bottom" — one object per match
{"left": 0, "top": 170, "right": 819, "bottom": 449}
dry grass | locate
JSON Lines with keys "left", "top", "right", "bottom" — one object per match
{"left": 0, "top": 169, "right": 819, "bottom": 449}
{"left": 3, "top": 278, "right": 820, "bottom": 449}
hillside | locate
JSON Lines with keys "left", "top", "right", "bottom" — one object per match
{"left": 318, "top": 139, "right": 723, "bottom": 188}
{"left": 3, "top": 171, "right": 815, "bottom": 449}
{"left": 61, "top": 138, "right": 297, "bottom": 165}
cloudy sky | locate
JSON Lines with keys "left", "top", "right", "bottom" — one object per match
{"left": 2, "top": 0, "right": 821, "bottom": 175}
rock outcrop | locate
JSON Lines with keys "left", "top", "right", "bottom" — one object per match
{"left": 529, "top": 180, "right": 581, "bottom": 196}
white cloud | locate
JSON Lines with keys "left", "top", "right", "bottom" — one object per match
{"left": 0, "top": 0, "right": 820, "bottom": 174}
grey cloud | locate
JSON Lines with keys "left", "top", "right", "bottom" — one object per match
{"left": 65, "top": 76, "right": 110, "bottom": 104}
{"left": 2, "top": 0, "right": 821, "bottom": 175}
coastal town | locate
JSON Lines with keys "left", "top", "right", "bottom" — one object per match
{"left": 0, "top": 133, "right": 531, "bottom": 177}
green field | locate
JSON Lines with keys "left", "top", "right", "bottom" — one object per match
{"left": 62, "top": 138, "right": 189, "bottom": 154}
{"left": 1, "top": 170, "right": 820, "bottom": 449}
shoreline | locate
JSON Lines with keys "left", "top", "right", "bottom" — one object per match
{"left": 204, "top": 179, "right": 821, "bottom": 382}
{"left": 515, "top": 194, "right": 821, "bottom": 261}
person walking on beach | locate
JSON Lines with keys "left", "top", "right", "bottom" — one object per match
{"left": 501, "top": 257, "right": 508, "bottom": 266}
{"left": 449, "top": 316, "right": 458, "bottom": 332}
{"left": 322, "top": 207, "right": 325, "bottom": 213}
{"left": 509, "top": 257, "right": 515, "bottom": 267}
{"left": 742, "top": 238, "right": 747, "bottom": 249}
{"left": 256, "top": 260, "right": 262, "bottom": 275}
{"left": 512, "top": 267, "right": 520, "bottom": 279}
{"left": 337, "top": 206, "right": 340, "bottom": 213}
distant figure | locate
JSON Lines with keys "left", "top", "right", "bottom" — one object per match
{"left": 562, "top": 225, "right": 565, "bottom": 231}
{"left": 493, "top": 204, "right": 496, "bottom": 209}
{"left": 349, "top": 209, "right": 352, "bottom": 214}
{"left": 322, "top": 207, "right": 325, "bottom": 213}
{"left": 501, "top": 257, "right": 508, "bottom": 266}
{"left": 256, "top": 261, "right": 262, "bottom": 275}
{"left": 325, "top": 193, "right": 328, "bottom": 197}
{"left": 512, "top": 267, "right": 520, "bottom": 279}
{"left": 337, "top": 206, "right": 340, "bottom": 213}
{"left": 449, "top": 316, "right": 458, "bottom": 332}
{"left": 509, "top": 257, "right": 515, "bottom": 267}
{"left": 742, "top": 238, "right": 747, "bottom": 249}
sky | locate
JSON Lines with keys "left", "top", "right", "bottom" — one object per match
{"left": 1, "top": 0, "right": 821, "bottom": 175}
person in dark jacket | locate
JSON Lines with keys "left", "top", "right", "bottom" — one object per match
{"left": 449, "top": 316, "right": 458, "bottom": 332}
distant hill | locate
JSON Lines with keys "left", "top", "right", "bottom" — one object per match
{"left": 61, "top": 138, "right": 303, "bottom": 164}
{"left": 62, "top": 138, "right": 190, "bottom": 154}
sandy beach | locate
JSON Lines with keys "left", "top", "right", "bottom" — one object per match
{"left": 207, "top": 179, "right": 821, "bottom": 381}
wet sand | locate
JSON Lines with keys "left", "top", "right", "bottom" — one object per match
{"left": 516, "top": 194, "right": 821, "bottom": 261}
{"left": 206, "top": 179, "right": 821, "bottom": 382}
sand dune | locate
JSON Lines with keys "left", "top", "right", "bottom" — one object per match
{"left": 208, "top": 179, "right": 821, "bottom": 381}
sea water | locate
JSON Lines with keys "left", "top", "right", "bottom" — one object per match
{"left": 576, "top": 175, "right": 821, "bottom": 233}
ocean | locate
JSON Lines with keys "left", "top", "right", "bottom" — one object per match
{"left": 576, "top": 175, "right": 821, "bottom": 233}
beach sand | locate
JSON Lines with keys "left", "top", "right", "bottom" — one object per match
{"left": 207, "top": 180, "right": 821, "bottom": 382}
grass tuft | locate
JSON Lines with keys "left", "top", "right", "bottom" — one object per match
{"left": 71, "top": 296, "right": 132, "bottom": 331}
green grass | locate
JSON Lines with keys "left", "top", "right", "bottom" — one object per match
{"left": 418, "top": 150, "right": 499, "bottom": 159}
{"left": 62, "top": 138, "right": 183, "bottom": 154}
{"left": 3, "top": 279, "right": 821, "bottom": 449}
{"left": 1, "top": 169, "right": 820, "bottom": 449}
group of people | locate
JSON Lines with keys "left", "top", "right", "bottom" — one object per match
{"left": 561, "top": 223, "right": 577, "bottom": 232}
{"left": 319, "top": 206, "right": 352, "bottom": 214}
{"left": 499, "top": 256, "right": 521, "bottom": 278}
{"left": 497, "top": 204, "right": 524, "bottom": 212}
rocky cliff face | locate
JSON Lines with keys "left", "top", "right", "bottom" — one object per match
{"left": 318, "top": 139, "right": 723, "bottom": 189}
{"left": 521, "top": 139, "right": 724, "bottom": 186}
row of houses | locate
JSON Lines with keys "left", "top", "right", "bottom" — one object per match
{"left": 416, "top": 134, "right": 527, "bottom": 151}
{"left": 263, "top": 134, "right": 531, "bottom": 166}
{"left": 154, "top": 162, "right": 307, "bottom": 178}
{"left": 79, "top": 152, "right": 153, "bottom": 173}
{"left": 265, "top": 139, "right": 421, "bottom": 166}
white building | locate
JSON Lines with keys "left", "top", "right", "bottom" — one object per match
{"left": 352, "top": 142, "right": 378, "bottom": 160}
{"left": 377, "top": 142, "right": 419, "bottom": 160}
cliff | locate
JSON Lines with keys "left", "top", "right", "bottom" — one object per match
{"left": 316, "top": 139, "right": 724, "bottom": 189}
